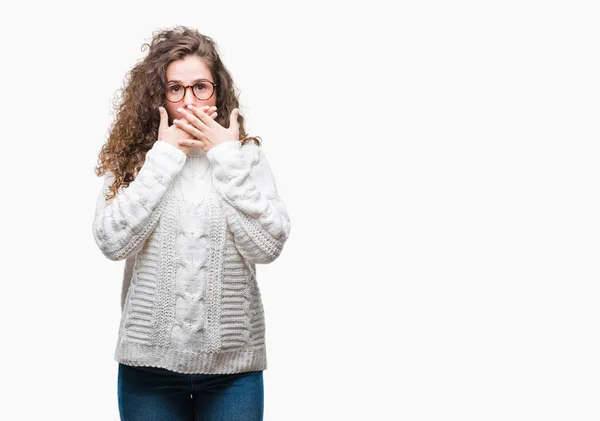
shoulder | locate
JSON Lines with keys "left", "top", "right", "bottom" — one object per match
{"left": 240, "top": 140, "right": 263, "bottom": 165}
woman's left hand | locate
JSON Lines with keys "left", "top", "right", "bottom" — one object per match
{"left": 174, "top": 104, "right": 240, "bottom": 152}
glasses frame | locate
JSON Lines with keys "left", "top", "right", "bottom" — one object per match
{"left": 165, "top": 79, "right": 218, "bottom": 103}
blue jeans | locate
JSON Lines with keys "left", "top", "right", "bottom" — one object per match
{"left": 117, "top": 363, "right": 264, "bottom": 421}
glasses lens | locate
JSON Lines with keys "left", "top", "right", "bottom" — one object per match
{"left": 166, "top": 85, "right": 184, "bottom": 102}
{"left": 193, "top": 82, "right": 214, "bottom": 100}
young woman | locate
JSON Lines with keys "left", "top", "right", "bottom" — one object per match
{"left": 92, "top": 26, "right": 291, "bottom": 421}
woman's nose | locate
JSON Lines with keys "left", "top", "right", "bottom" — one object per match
{"left": 183, "top": 88, "right": 196, "bottom": 106}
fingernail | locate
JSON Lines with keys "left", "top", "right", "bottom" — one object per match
{"left": 173, "top": 119, "right": 179, "bottom": 124}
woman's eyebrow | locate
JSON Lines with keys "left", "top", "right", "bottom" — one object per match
{"left": 167, "top": 78, "right": 212, "bottom": 84}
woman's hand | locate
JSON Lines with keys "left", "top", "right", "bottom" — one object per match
{"left": 157, "top": 106, "right": 219, "bottom": 154}
{"left": 173, "top": 105, "right": 240, "bottom": 153}
{"left": 157, "top": 107, "right": 194, "bottom": 154}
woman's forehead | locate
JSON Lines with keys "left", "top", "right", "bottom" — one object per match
{"left": 166, "top": 56, "right": 212, "bottom": 82}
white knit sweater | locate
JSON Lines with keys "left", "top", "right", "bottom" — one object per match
{"left": 92, "top": 140, "right": 291, "bottom": 374}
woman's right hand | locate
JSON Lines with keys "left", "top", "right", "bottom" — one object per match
{"left": 158, "top": 107, "right": 194, "bottom": 154}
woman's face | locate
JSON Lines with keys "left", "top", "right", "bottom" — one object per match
{"left": 164, "top": 55, "right": 217, "bottom": 124}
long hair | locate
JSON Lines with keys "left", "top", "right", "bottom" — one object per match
{"left": 94, "top": 26, "right": 261, "bottom": 200}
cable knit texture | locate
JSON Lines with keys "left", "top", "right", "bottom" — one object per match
{"left": 92, "top": 140, "right": 291, "bottom": 374}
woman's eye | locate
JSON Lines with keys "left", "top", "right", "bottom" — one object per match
{"left": 169, "top": 85, "right": 181, "bottom": 92}
{"left": 194, "top": 84, "right": 206, "bottom": 91}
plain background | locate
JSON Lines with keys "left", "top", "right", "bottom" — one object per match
{"left": 0, "top": 0, "right": 598, "bottom": 419}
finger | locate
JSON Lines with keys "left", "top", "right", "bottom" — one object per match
{"left": 229, "top": 108, "right": 240, "bottom": 130}
{"left": 158, "top": 107, "right": 169, "bottom": 133}
{"left": 207, "top": 105, "right": 218, "bottom": 120}
{"left": 178, "top": 106, "right": 209, "bottom": 131}
{"left": 178, "top": 138, "right": 205, "bottom": 148}
{"left": 199, "top": 105, "right": 217, "bottom": 115}
{"left": 200, "top": 106, "right": 218, "bottom": 119}
{"left": 187, "top": 104, "right": 216, "bottom": 128}
{"left": 173, "top": 117, "right": 207, "bottom": 140}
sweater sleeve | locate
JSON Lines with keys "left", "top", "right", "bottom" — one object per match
{"left": 207, "top": 140, "right": 292, "bottom": 264}
{"left": 92, "top": 141, "right": 187, "bottom": 261}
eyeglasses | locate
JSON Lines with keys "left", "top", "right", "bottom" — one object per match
{"left": 166, "top": 79, "right": 217, "bottom": 102}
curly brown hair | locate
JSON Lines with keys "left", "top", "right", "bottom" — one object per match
{"left": 94, "top": 26, "right": 261, "bottom": 200}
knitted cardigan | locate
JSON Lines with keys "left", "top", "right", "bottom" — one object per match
{"left": 92, "top": 140, "right": 291, "bottom": 374}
